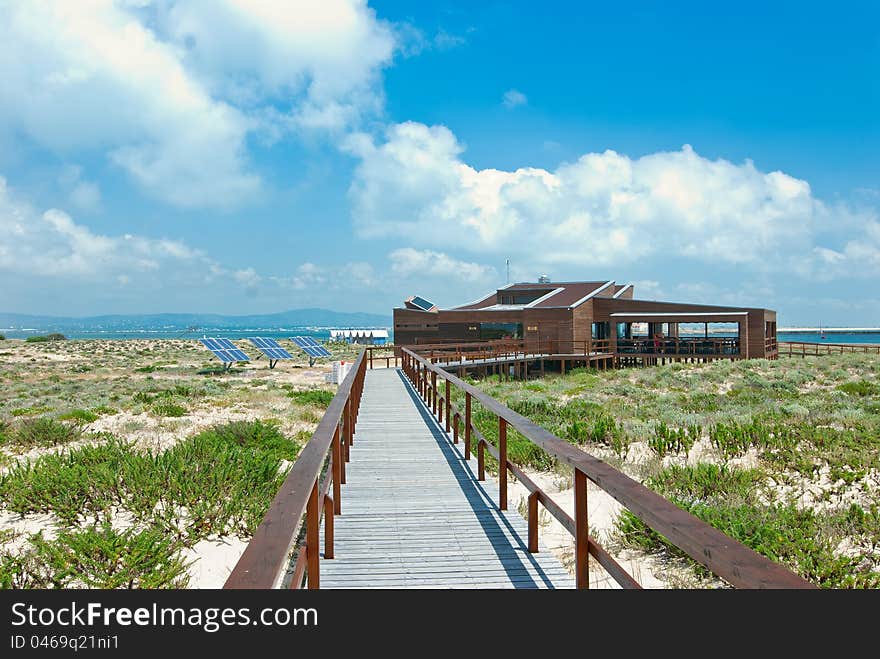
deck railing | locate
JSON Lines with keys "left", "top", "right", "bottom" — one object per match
{"left": 779, "top": 341, "right": 880, "bottom": 357}
{"left": 401, "top": 347, "right": 814, "bottom": 589}
{"left": 365, "top": 345, "right": 401, "bottom": 369}
{"left": 616, "top": 337, "right": 740, "bottom": 356}
{"left": 412, "top": 339, "right": 614, "bottom": 365}
{"left": 224, "top": 349, "right": 368, "bottom": 589}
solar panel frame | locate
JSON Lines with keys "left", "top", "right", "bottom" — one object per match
{"left": 200, "top": 338, "right": 250, "bottom": 363}
{"left": 410, "top": 296, "right": 435, "bottom": 311}
{"left": 291, "top": 336, "right": 332, "bottom": 358}
{"left": 247, "top": 337, "right": 293, "bottom": 361}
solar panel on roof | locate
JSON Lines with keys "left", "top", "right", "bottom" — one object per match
{"left": 410, "top": 296, "right": 435, "bottom": 311}
{"left": 200, "top": 338, "right": 250, "bottom": 366}
{"left": 291, "top": 336, "right": 331, "bottom": 358}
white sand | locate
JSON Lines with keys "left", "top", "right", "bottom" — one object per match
{"left": 181, "top": 537, "right": 250, "bottom": 588}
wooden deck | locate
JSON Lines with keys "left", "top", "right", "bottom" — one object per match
{"left": 319, "top": 368, "right": 574, "bottom": 589}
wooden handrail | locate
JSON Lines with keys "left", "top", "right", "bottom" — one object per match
{"left": 778, "top": 341, "right": 880, "bottom": 357}
{"left": 402, "top": 348, "right": 814, "bottom": 589}
{"left": 365, "top": 345, "right": 401, "bottom": 369}
{"left": 224, "top": 349, "right": 368, "bottom": 589}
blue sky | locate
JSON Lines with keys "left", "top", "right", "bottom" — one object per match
{"left": 0, "top": 1, "right": 877, "bottom": 325}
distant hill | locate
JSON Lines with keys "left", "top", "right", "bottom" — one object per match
{"left": 0, "top": 308, "right": 391, "bottom": 331}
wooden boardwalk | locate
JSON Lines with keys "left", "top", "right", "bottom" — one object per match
{"left": 319, "top": 368, "right": 574, "bottom": 589}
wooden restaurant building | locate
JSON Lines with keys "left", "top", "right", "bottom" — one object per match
{"left": 394, "top": 280, "right": 778, "bottom": 361}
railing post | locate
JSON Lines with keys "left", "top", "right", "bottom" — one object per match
{"left": 343, "top": 404, "right": 351, "bottom": 463}
{"left": 465, "top": 393, "right": 472, "bottom": 460}
{"left": 528, "top": 491, "right": 539, "bottom": 553}
{"left": 332, "top": 426, "right": 342, "bottom": 510}
{"left": 324, "top": 494, "right": 334, "bottom": 559}
{"left": 445, "top": 379, "right": 451, "bottom": 433}
{"left": 346, "top": 399, "right": 354, "bottom": 448}
{"left": 499, "top": 417, "right": 507, "bottom": 510}
{"left": 574, "top": 468, "right": 589, "bottom": 589}
{"left": 306, "top": 481, "right": 320, "bottom": 589}
{"left": 432, "top": 372, "right": 437, "bottom": 416}
{"left": 478, "top": 441, "right": 485, "bottom": 480}
{"left": 453, "top": 412, "right": 459, "bottom": 444}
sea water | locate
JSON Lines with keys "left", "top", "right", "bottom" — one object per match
{"left": 777, "top": 332, "right": 880, "bottom": 344}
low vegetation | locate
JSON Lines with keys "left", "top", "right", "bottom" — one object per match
{"left": 24, "top": 333, "right": 67, "bottom": 343}
{"left": 0, "top": 337, "right": 340, "bottom": 589}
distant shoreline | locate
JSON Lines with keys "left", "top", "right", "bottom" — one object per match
{"left": 777, "top": 328, "right": 880, "bottom": 333}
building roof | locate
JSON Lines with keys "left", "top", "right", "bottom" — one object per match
{"left": 447, "top": 281, "right": 615, "bottom": 310}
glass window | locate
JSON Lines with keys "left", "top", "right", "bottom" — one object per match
{"left": 480, "top": 322, "right": 523, "bottom": 340}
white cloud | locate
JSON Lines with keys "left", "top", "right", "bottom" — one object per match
{"left": 347, "top": 121, "right": 877, "bottom": 278}
{"left": 58, "top": 165, "right": 102, "bottom": 212}
{"left": 394, "top": 23, "right": 466, "bottom": 57}
{"left": 808, "top": 220, "right": 880, "bottom": 279}
{"left": 0, "top": 0, "right": 396, "bottom": 206}
{"left": 155, "top": 0, "right": 395, "bottom": 133}
{"left": 389, "top": 247, "right": 496, "bottom": 283}
{"left": 633, "top": 280, "right": 662, "bottom": 299}
{"left": 341, "top": 261, "right": 377, "bottom": 287}
{"left": 234, "top": 267, "right": 262, "bottom": 288}
{"left": 0, "top": 175, "right": 202, "bottom": 278}
{"left": 502, "top": 89, "right": 528, "bottom": 108}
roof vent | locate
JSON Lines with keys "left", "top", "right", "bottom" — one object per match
{"left": 537, "top": 274, "right": 550, "bottom": 283}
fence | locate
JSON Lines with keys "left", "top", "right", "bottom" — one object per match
{"left": 779, "top": 341, "right": 880, "bottom": 357}
{"left": 224, "top": 349, "right": 368, "bottom": 589}
{"left": 401, "top": 347, "right": 814, "bottom": 589}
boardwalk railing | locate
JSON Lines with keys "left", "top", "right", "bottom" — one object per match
{"left": 224, "top": 349, "right": 368, "bottom": 589}
{"left": 412, "top": 339, "right": 613, "bottom": 365}
{"left": 401, "top": 347, "right": 814, "bottom": 589}
{"left": 364, "top": 345, "right": 401, "bottom": 369}
{"left": 779, "top": 341, "right": 880, "bottom": 357}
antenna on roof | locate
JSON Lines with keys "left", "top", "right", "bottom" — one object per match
{"left": 506, "top": 258, "right": 510, "bottom": 284}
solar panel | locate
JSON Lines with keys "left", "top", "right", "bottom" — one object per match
{"left": 200, "top": 338, "right": 251, "bottom": 364}
{"left": 291, "top": 336, "right": 332, "bottom": 358}
{"left": 410, "top": 296, "right": 435, "bottom": 311}
{"left": 247, "top": 337, "right": 293, "bottom": 361}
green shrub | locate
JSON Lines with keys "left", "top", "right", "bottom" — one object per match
{"left": 837, "top": 380, "right": 879, "bottom": 397}
{"left": 26, "top": 523, "right": 191, "bottom": 588}
{"left": 151, "top": 400, "right": 187, "bottom": 417}
{"left": 647, "top": 463, "right": 764, "bottom": 505}
{"left": 200, "top": 419, "right": 301, "bottom": 462}
{"left": 614, "top": 502, "right": 880, "bottom": 588}
{"left": 11, "top": 406, "right": 50, "bottom": 417}
{"left": 0, "top": 439, "right": 141, "bottom": 524}
{"left": 649, "top": 422, "right": 699, "bottom": 458}
{"left": 25, "top": 333, "right": 67, "bottom": 343}
{"left": 0, "top": 422, "right": 302, "bottom": 542}
{"left": 1, "top": 417, "right": 81, "bottom": 451}
{"left": 288, "top": 389, "right": 334, "bottom": 407}
{"left": 59, "top": 409, "right": 99, "bottom": 424}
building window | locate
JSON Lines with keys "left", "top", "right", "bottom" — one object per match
{"left": 592, "top": 322, "right": 609, "bottom": 340}
{"left": 480, "top": 322, "right": 523, "bottom": 340}
{"left": 499, "top": 289, "right": 553, "bottom": 305}
{"left": 526, "top": 325, "right": 538, "bottom": 332}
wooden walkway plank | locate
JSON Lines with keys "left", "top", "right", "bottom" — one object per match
{"left": 318, "top": 368, "right": 574, "bottom": 589}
